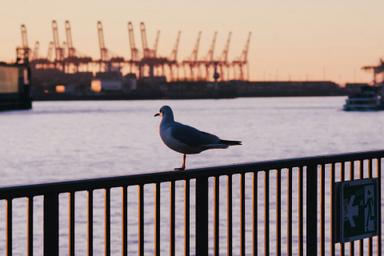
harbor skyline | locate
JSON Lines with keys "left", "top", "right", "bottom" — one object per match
{"left": 1, "top": 0, "right": 384, "bottom": 84}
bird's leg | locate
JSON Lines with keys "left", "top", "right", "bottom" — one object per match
{"left": 175, "top": 154, "right": 187, "bottom": 171}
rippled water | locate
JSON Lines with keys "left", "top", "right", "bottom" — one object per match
{"left": 0, "top": 97, "right": 383, "bottom": 255}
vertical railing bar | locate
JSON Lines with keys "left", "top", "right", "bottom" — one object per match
{"left": 276, "top": 169, "right": 281, "bottom": 256}
{"left": 184, "top": 179, "right": 190, "bottom": 256}
{"left": 359, "top": 160, "right": 364, "bottom": 256}
{"left": 253, "top": 172, "right": 258, "bottom": 256}
{"left": 264, "top": 171, "right": 270, "bottom": 256}
{"left": 170, "top": 181, "right": 175, "bottom": 256}
{"left": 298, "top": 166, "right": 303, "bottom": 256}
{"left": 240, "top": 173, "right": 246, "bottom": 256}
{"left": 287, "top": 167, "right": 292, "bottom": 256}
{"left": 138, "top": 184, "right": 144, "bottom": 256}
{"left": 330, "top": 163, "right": 336, "bottom": 256}
{"left": 377, "top": 158, "right": 382, "bottom": 256}
{"left": 69, "top": 192, "right": 75, "bottom": 256}
{"left": 27, "top": 196, "right": 33, "bottom": 256}
{"left": 340, "top": 162, "right": 345, "bottom": 256}
{"left": 88, "top": 190, "right": 93, "bottom": 256}
{"left": 350, "top": 162, "right": 355, "bottom": 255}
{"left": 195, "top": 177, "right": 209, "bottom": 256}
{"left": 368, "top": 158, "right": 373, "bottom": 256}
{"left": 105, "top": 188, "right": 111, "bottom": 256}
{"left": 155, "top": 183, "right": 160, "bottom": 256}
{"left": 6, "top": 198, "right": 12, "bottom": 256}
{"left": 122, "top": 186, "right": 128, "bottom": 256}
{"left": 320, "top": 164, "right": 325, "bottom": 256}
{"left": 227, "top": 175, "right": 233, "bottom": 256}
{"left": 306, "top": 164, "right": 318, "bottom": 255}
{"left": 214, "top": 176, "right": 220, "bottom": 256}
{"left": 44, "top": 193, "right": 59, "bottom": 256}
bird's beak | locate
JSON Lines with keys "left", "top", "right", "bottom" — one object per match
{"left": 154, "top": 112, "right": 160, "bottom": 117}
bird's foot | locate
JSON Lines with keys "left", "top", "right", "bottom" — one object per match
{"left": 174, "top": 167, "right": 186, "bottom": 171}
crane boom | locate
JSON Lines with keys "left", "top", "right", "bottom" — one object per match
{"left": 140, "top": 22, "right": 150, "bottom": 57}
{"left": 32, "top": 41, "right": 40, "bottom": 60}
{"left": 241, "top": 32, "right": 252, "bottom": 62}
{"left": 47, "top": 41, "right": 54, "bottom": 61}
{"left": 128, "top": 22, "right": 139, "bottom": 60}
{"left": 191, "top": 31, "right": 202, "bottom": 61}
{"left": 220, "top": 32, "right": 232, "bottom": 62}
{"left": 97, "top": 21, "right": 108, "bottom": 61}
{"left": 206, "top": 31, "right": 218, "bottom": 61}
{"left": 64, "top": 20, "right": 76, "bottom": 57}
{"left": 153, "top": 30, "right": 160, "bottom": 57}
{"left": 51, "top": 20, "right": 60, "bottom": 49}
{"left": 170, "top": 31, "right": 181, "bottom": 61}
{"left": 51, "top": 20, "right": 64, "bottom": 61}
{"left": 20, "top": 24, "right": 29, "bottom": 48}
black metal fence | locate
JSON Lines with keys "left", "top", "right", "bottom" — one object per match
{"left": 0, "top": 150, "right": 383, "bottom": 255}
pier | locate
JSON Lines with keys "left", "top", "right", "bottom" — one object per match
{"left": 0, "top": 150, "right": 382, "bottom": 255}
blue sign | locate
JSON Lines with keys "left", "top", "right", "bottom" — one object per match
{"left": 334, "top": 178, "right": 379, "bottom": 243}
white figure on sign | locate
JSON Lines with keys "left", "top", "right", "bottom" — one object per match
{"left": 344, "top": 195, "right": 359, "bottom": 228}
{"left": 364, "top": 185, "right": 375, "bottom": 232}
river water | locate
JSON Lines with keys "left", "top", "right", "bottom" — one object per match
{"left": 0, "top": 97, "right": 383, "bottom": 255}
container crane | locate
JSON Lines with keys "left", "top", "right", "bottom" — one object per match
{"left": 16, "top": 24, "right": 31, "bottom": 63}
{"left": 190, "top": 31, "right": 202, "bottom": 62}
{"left": 153, "top": 30, "right": 160, "bottom": 57}
{"left": 21, "top": 24, "right": 29, "bottom": 50}
{"left": 51, "top": 20, "right": 64, "bottom": 62}
{"left": 140, "top": 22, "right": 153, "bottom": 58}
{"left": 169, "top": 31, "right": 181, "bottom": 62}
{"left": 362, "top": 59, "right": 384, "bottom": 85}
{"left": 64, "top": 20, "right": 76, "bottom": 58}
{"left": 183, "top": 31, "right": 202, "bottom": 80}
{"left": 232, "top": 32, "right": 251, "bottom": 80}
{"left": 204, "top": 31, "right": 218, "bottom": 80}
{"left": 168, "top": 31, "right": 181, "bottom": 80}
{"left": 127, "top": 22, "right": 139, "bottom": 61}
{"left": 97, "top": 21, "right": 109, "bottom": 62}
{"left": 32, "top": 41, "right": 40, "bottom": 60}
{"left": 218, "top": 32, "right": 232, "bottom": 80}
{"left": 206, "top": 31, "right": 217, "bottom": 62}
{"left": 47, "top": 41, "right": 55, "bottom": 62}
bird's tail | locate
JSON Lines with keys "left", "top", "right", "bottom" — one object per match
{"left": 220, "top": 140, "right": 242, "bottom": 146}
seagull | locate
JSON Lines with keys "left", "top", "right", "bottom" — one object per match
{"left": 154, "top": 105, "right": 241, "bottom": 170}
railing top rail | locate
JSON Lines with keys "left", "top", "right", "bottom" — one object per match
{"left": 1, "top": 149, "right": 383, "bottom": 199}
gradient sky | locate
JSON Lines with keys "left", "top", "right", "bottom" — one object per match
{"left": 1, "top": 0, "right": 384, "bottom": 84}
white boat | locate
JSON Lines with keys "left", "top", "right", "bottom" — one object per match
{"left": 343, "top": 86, "right": 384, "bottom": 111}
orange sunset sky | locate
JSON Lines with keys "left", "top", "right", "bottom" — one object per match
{"left": 1, "top": 0, "right": 384, "bottom": 84}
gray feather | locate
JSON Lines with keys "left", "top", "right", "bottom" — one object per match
{"left": 171, "top": 122, "right": 220, "bottom": 147}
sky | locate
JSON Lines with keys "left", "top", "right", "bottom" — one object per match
{"left": 1, "top": 0, "right": 384, "bottom": 84}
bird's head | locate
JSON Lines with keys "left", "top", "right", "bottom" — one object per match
{"left": 154, "top": 105, "right": 174, "bottom": 120}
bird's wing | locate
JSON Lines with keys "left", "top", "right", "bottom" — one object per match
{"left": 171, "top": 122, "right": 220, "bottom": 147}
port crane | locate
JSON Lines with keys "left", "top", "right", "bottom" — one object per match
{"left": 168, "top": 31, "right": 181, "bottom": 81}
{"left": 232, "top": 31, "right": 251, "bottom": 80}
{"left": 138, "top": 22, "right": 167, "bottom": 78}
{"left": 16, "top": 24, "right": 31, "bottom": 63}
{"left": 362, "top": 59, "right": 384, "bottom": 85}
{"left": 97, "top": 21, "right": 125, "bottom": 72}
{"left": 204, "top": 31, "right": 218, "bottom": 81}
{"left": 183, "top": 31, "right": 202, "bottom": 80}
{"left": 18, "top": 20, "right": 252, "bottom": 82}
{"left": 51, "top": 20, "right": 65, "bottom": 64}
{"left": 218, "top": 32, "right": 232, "bottom": 80}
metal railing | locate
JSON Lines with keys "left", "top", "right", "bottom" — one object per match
{"left": 0, "top": 150, "right": 383, "bottom": 255}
